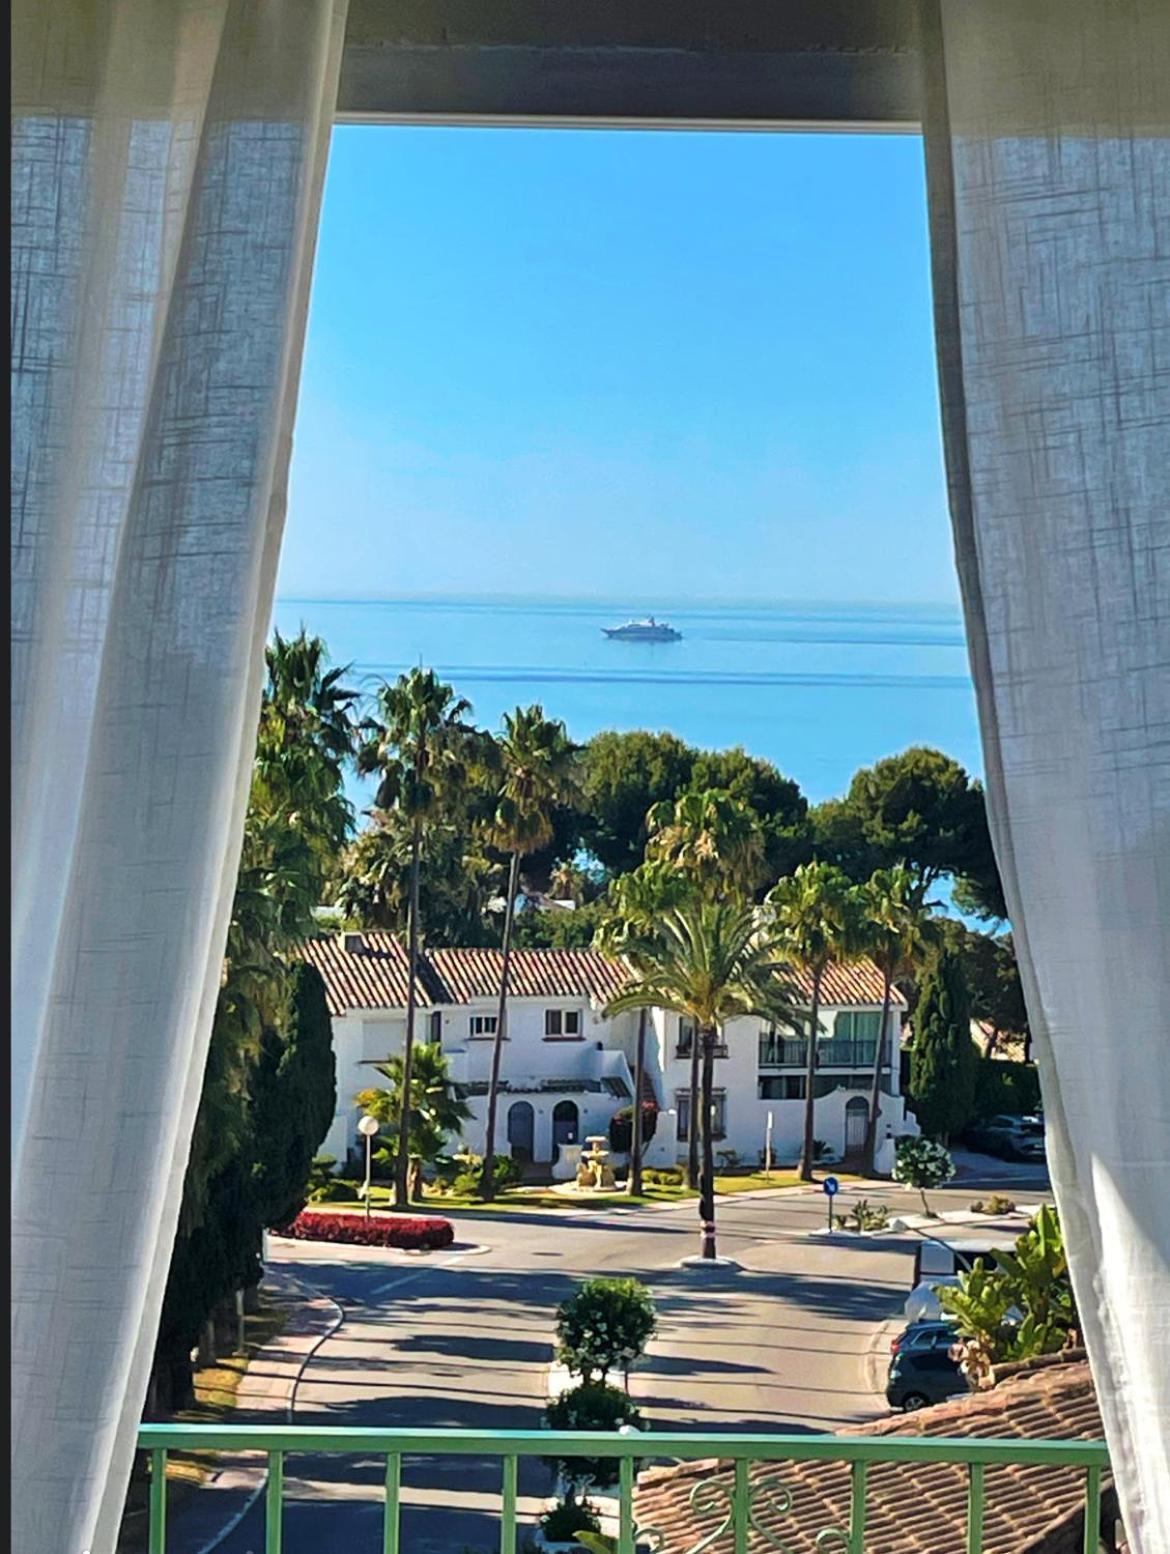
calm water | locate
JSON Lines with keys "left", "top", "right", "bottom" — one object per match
{"left": 273, "top": 595, "right": 982, "bottom": 805}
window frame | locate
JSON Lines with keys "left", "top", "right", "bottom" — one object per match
{"left": 544, "top": 1007, "right": 583, "bottom": 1040}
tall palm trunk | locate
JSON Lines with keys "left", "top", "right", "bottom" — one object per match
{"left": 862, "top": 965, "right": 894, "bottom": 1177}
{"left": 686, "top": 1031, "right": 701, "bottom": 1190}
{"left": 482, "top": 850, "right": 520, "bottom": 1202}
{"left": 798, "top": 968, "right": 824, "bottom": 1182}
{"left": 698, "top": 1026, "right": 718, "bottom": 1259}
{"left": 629, "top": 1008, "right": 647, "bottom": 1197}
{"left": 394, "top": 816, "right": 424, "bottom": 1207}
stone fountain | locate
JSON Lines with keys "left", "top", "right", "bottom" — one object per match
{"left": 575, "top": 1135, "right": 618, "bottom": 1191}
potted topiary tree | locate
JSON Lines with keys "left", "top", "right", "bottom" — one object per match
{"left": 892, "top": 1135, "right": 956, "bottom": 1217}
{"left": 540, "top": 1382, "right": 643, "bottom": 1550}
{"left": 555, "top": 1277, "right": 658, "bottom": 1391}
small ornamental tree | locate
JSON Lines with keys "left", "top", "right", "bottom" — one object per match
{"left": 544, "top": 1381, "right": 642, "bottom": 1500}
{"left": 555, "top": 1278, "right": 657, "bottom": 1388}
{"left": 892, "top": 1135, "right": 955, "bottom": 1216}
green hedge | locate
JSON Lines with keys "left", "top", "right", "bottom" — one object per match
{"left": 972, "top": 1057, "right": 1041, "bottom": 1120}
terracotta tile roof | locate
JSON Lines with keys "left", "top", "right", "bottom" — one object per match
{"left": 634, "top": 1360, "right": 1109, "bottom": 1554}
{"left": 295, "top": 931, "right": 441, "bottom": 1015}
{"left": 788, "top": 958, "right": 908, "bottom": 1008}
{"left": 428, "top": 945, "right": 631, "bottom": 1005}
{"left": 294, "top": 933, "right": 630, "bottom": 1015}
{"left": 296, "top": 933, "right": 902, "bottom": 1019}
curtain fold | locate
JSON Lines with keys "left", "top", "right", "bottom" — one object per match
{"left": 920, "top": 4, "right": 1170, "bottom": 1550}
{"left": 10, "top": 3, "right": 347, "bottom": 1551}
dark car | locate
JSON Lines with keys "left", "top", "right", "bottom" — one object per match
{"left": 966, "top": 1113, "right": 1047, "bottom": 1162}
{"left": 886, "top": 1322, "right": 970, "bottom": 1411}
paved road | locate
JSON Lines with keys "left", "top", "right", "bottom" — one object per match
{"left": 177, "top": 1172, "right": 1051, "bottom": 1554}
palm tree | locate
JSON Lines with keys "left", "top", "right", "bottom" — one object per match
{"left": 357, "top": 670, "right": 477, "bottom": 1206}
{"left": 605, "top": 901, "right": 801, "bottom": 1258}
{"left": 854, "top": 866, "right": 939, "bottom": 1175}
{"left": 356, "top": 1043, "right": 473, "bottom": 1198}
{"left": 594, "top": 861, "right": 688, "bottom": 1196}
{"left": 643, "top": 789, "right": 762, "bottom": 1187}
{"left": 481, "top": 706, "right": 578, "bottom": 1201}
{"left": 767, "top": 862, "right": 860, "bottom": 1182}
{"left": 645, "top": 788, "right": 764, "bottom": 899}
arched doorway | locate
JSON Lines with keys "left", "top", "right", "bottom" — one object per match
{"left": 845, "top": 1095, "right": 869, "bottom": 1155}
{"left": 552, "top": 1099, "right": 579, "bottom": 1154}
{"left": 506, "top": 1101, "right": 535, "bottom": 1163}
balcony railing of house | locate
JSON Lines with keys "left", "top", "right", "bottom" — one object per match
{"left": 137, "top": 1423, "right": 1109, "bottom": 1554}
{"left": 758, "top": 1037, "right": 881, "bottom": 1069}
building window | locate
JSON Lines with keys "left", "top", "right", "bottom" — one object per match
{"left": 677, "top": 1018, "right": 726, "bottom": 1058}
{"left": 835, "top": 1009, "right": 882, "bottom": 1042}
{"left": 675, "top": 1090, "right": 726, "bottom": 1141}
{"left": 758, "top": 1075, "right": 806, "bottom": 1101}
{"left": 544, "top": 1008, "right": 582, "bottom": 1039}
{"left": 429, "top": 1010, "right": 442, "bottom": 1042}
{"left": 469, "top": 1014, "right": 498, "bottom": 1038}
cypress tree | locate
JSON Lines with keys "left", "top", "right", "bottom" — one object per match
{"left": 910, "top": 946, "right": 977, "bottom": 1143}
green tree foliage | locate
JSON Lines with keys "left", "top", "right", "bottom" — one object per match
{"left": 689, "top": 746, "right": 811, "bottom": 881}
{"left": 812, "top": 747, "right": 994, "bottom": 904}
{"left": 645, "top": 787, "right": 765, "bottom": 899}
{"left": 355, "top": 1043, "right": 472, "bottom": 1176}
{"left": 909, "top": 947, "right": 978, "bottom": 1143}
{"left": 972, "top": 1057, "right": 1042, "bottom": 1121}
{"left": 555, "top": 1277, "right": 658, "bottom": 1385}
{"left": 606, "top": 902, "right": 801, "bottom": 1256}
{"left": 250, "top": 963, "right": 337, "bottom": 1232}
{"left": 767, "top": 862, "right": 861, "bottom": 1181}
{"left": 512, "top": 899, "right": 604, "bottom": 949}
{"left": 578, "top": 730, "right": 696, "bottom": 872}
{"left": 481, "top": 706, "right": 579, "bottom": 1200}
{"left": 544, "top": 1382, "right": 643, "bottom": 1495}
{"left": 938, "top": 1206, "right": 1079, "bottom": 1387}
{"left": 944, "top": 922, "right": 1030, "bottom": 1056}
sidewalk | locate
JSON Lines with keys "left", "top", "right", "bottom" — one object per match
{"left": 161, "top": 1271, "right": 342, "bottom": 1554}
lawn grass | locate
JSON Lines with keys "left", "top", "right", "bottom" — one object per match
{"left": 116, "top": 1301, "right": 288, "bottom": 1552}
{"left": 305, "top": 1169, "right": 846, "bottom": 1217}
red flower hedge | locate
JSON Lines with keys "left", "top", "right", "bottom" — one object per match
{"left": 279, "top": 1211, "right": 455, "bottom": 1251}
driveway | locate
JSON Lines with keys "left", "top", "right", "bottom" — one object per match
{"left": 170, "top": 1177, "right": 1047, "bottom": 1553}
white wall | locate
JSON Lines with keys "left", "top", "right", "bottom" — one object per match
{"left": 324, "top": 995, "right": 909, "bottom": 1173}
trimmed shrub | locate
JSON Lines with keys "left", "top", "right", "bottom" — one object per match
{"left": 607, "top": 1103, "right": 658, "bottom": 1154}
{"left": 451, "top": 1152, "right": 522, "bottom": 1197}
{"left": 644, "top": 1167, "right": 683, "bottom": 1187}
{"left": 544, "top": 1381, "right": 642, "bottom": 1492}
{"left": 279, "top": 1211, "right": 454, "bottom": 1250}
{"left": 540, "top": 1499, "right": 600, "bottom": 1544}
{"left": 893, "top": 1136, "right": 955, "bottom": 1215}
{"left": 556, "top": 1277, "right": 657, "bottom": 1385}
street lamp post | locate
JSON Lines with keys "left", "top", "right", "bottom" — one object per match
{"left": 765, "top": 1111, "right": 774, "bottom": 1178}
{"left": 358, "top": 1114, "right": 380, "bottom": 1221}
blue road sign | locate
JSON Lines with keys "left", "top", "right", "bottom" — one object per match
{"left": 822, "top": 1176, "right": 840, "bottom": 1197}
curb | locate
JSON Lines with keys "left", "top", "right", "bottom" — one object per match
{"left": 183, "top": 1274, "right": 345, "bottom": 1554}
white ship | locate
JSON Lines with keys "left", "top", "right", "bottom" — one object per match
{"left": 602, "top": 616, "right": 682, "bottom": 642}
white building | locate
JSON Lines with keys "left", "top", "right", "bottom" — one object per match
{"left": 299, "top": 931, "right": 914, "bottom": 1176}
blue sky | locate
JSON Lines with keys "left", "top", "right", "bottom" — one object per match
{"left": 280, "top": 126, "right": 957, "bottom": 605}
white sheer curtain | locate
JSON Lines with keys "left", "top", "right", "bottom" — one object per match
{"left": 921, "top": 3, "right": 1170, "bottom": 1550}
{"left": 10, "top": 3, "right": 346, "bottom": 1551}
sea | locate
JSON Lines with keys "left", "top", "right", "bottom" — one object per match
{"left": 272, "top": 595, "right": 982, "bottom": 809}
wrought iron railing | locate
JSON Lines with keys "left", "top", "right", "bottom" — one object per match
{"left": 757, "top": 1037, "right": 882, "bottom": 1069}
{"left": 137, "top": 1423, "right": 1109, "bottom": 1554}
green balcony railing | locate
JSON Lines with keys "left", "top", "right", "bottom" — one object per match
{"left": 137, "top": 1423, "right": 1109, "bottom": 1554}
{"left": 758, "top": 1036, "right": 880, "bottom": 1068}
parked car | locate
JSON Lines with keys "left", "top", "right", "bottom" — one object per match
{"left": 966, "top": 1113, "right": 1047, "bottom": 1162}
{"left": 886, "top": 1325, "right": 970, "bottom": 1411}
{"left": 890, "top": 1318, "right": 959, "bottom": 1356}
